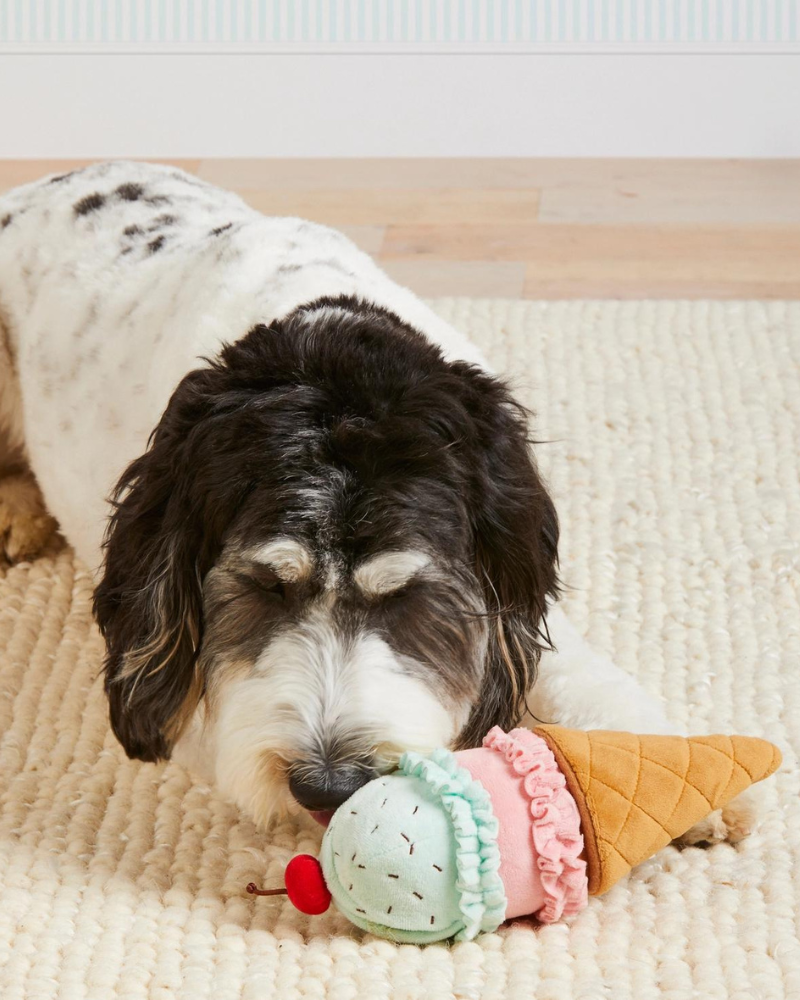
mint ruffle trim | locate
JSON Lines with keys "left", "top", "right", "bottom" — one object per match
{"left": 399, "top": 748, "right": 507, "bottom": 941}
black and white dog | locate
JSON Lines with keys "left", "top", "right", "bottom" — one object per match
{"left": 0, "top": 163, "right": 752, "bottom": 839}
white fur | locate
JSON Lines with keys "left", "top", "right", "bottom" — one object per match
{"left": 354, "top": 549, "right": 431, "bottom": 597}
{"left": 249, "top": 537, "right": 313, "bottom": 582}
{"left": 525, "top": 604, "right": 679, "bottom": 736}
{"left": 210, "top": 607, "right": 456, "bottom": 827}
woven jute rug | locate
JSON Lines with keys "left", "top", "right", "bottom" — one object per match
{"left": 1, "top": 300, "right": 798, "bottom": 1000}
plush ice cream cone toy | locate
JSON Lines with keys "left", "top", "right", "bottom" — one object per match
{"left": 249, "top": 726, "right": 781, "bottom": 944}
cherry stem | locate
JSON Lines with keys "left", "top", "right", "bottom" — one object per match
{"left": 246, "top": 882, "right": 289, "bottom": 897}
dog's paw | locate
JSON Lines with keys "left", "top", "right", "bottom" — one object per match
{"left": 674, "top": 785, "right": 761, "bottom": 848}
{"left": 0, "top": 472, "right": 58, "bottom": 563}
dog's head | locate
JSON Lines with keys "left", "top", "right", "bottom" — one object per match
{"left": 93, "top": 297, "right": 558, "bottom": 826}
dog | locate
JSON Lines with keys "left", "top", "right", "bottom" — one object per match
{"left": 0, "top": 162, "right": 755, "bottom": 840}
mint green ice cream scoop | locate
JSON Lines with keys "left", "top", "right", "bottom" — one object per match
{"left": 318, "top": 749, "right": 505, "bottom": 942}
{"left": 246, "top": 747, "right": 506, "bottom": 944}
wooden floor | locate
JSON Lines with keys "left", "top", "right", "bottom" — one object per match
{"left": 2, "top": 158, "right": 799, "bottom": 299}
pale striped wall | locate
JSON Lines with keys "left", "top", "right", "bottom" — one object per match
{"left": 1, "top": 1, "right": 797, "bottom": 48}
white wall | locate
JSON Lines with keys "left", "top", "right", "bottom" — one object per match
{"left": 1, "top": 53, "right": 798, "bottom": 158}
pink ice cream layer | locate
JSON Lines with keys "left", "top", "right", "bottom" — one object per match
{"left": 456, "top": 727, "right": 589, "bottom": 923}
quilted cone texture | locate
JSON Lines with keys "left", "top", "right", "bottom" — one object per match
{"left": 1, "top": 300, "right": 798, "bottom": 999}
{"left": 535, "top": 726, "right": 782, "bottom": 896}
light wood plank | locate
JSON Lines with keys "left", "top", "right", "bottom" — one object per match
{"left": 539, "top": 159, "right": 800, "bottom": 224}
{"left": 519, "top": 225, "right": 800, "bottom": 297}
{"left": 199, "top": 157, "right": 800, "bottom": 197}
{"left": 3, "top": 158, "right": 799, "bottom": 298}
{"left": 0, "top": 159, "right": 201, "bottom": 193}
{"left": 521, "top": 276, "right": 799, "bottom": 299}
{"left": 382, "top": 223, "right": 800, "bottom": 290}
{"left": 199, "top": 157, "right": 556, "bottom": 191}
{"left": 334, "top": 225, "right": 386, "bottom": 254}
{"left": 381, "top": 260, "right": 525, "bottom": 298}
{"left": 238, "top": 188, "right": 539, "bottom": 226}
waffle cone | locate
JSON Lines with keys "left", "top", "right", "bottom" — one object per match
{"left": 534, "top": 726, "right": 781, "bottom": 896}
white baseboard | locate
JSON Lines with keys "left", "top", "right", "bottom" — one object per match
{"left": 1, "top": 53, "right": 798, "bottom": 158}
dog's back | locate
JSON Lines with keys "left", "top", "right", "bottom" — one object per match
{"left": 0, "top": 162, "right": 487, "bottom": 572}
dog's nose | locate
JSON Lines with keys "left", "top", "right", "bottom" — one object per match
{"left": 289, "top": 764, "right": 376, "bottom": 811}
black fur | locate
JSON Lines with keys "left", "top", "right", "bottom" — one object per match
{"left": 74, "top": 193, "right": 106, "bottom": 216}
{"left": 149, "top": 215, "right": 177, "bottom": 230}
{"left": 93, "top": 295, "right": 558, "bottom": 762}
{"left": 116, "top": 182, "right": 144, "bottom": 201}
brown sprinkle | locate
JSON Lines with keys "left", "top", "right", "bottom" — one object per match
{"left": 430, "top": 915, "right": 435, "bottom": 925}
{"left": 413, "top": 806, "right": 419, "bottom": 815}
{"left": 388, "top": 874, "right": 399, "bottom": 879}
{"left": 400, "top": 833, "right": 410, "bottom": 843}
{"left": 432, "top": 864, "right": 442, "bottom": 872}
{"left": 412, "top": 891, "right": 423, "bottom": 900}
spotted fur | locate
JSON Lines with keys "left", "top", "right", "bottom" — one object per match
{"left": 0, "top": 162, "right": 688, "bottom": 832}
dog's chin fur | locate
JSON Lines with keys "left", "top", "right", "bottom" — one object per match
{"left": 93, "top": 295, "right": 560, "bottom": 824}
{"left": 209, "top": 621, "right": 464, "bottom": 828}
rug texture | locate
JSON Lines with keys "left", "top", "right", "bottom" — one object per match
{"left": 0, "top": 300, "right": 798, "bottom": 1000}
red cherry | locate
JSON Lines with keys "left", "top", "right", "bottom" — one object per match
{"left": 284, "top": 854, "right": 332, "bottom": 915}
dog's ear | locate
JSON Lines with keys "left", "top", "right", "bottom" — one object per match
{"left": 93, "top": 364, "right": 241, "bottom": 762}
{"left": 453, "top": 368, "right": 559, "bottom": 749}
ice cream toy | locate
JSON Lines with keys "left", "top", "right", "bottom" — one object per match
{"left": 247, "top": 725, "right": 781, "bottom": 943}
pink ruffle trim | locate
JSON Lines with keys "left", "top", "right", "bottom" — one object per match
{"left": 483, "top": 726, "right": 589, "bottom": 923}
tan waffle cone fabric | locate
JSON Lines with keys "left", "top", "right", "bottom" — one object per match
{"left": 0, "top": 300, "right": 798, "bottom": 999}
{"left": 535, "top": 726, "right": 782, "bottom": 895}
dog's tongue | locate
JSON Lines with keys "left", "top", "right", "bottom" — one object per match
{"left": 310, "top": 810, "right": 335, "bottom": 827}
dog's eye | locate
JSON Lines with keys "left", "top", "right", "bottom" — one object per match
{"left": 259, "top": 579, "right": 286, "bottom": 601}
{"left": 239, "top": 572, "right": 286, "bottom": 602}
